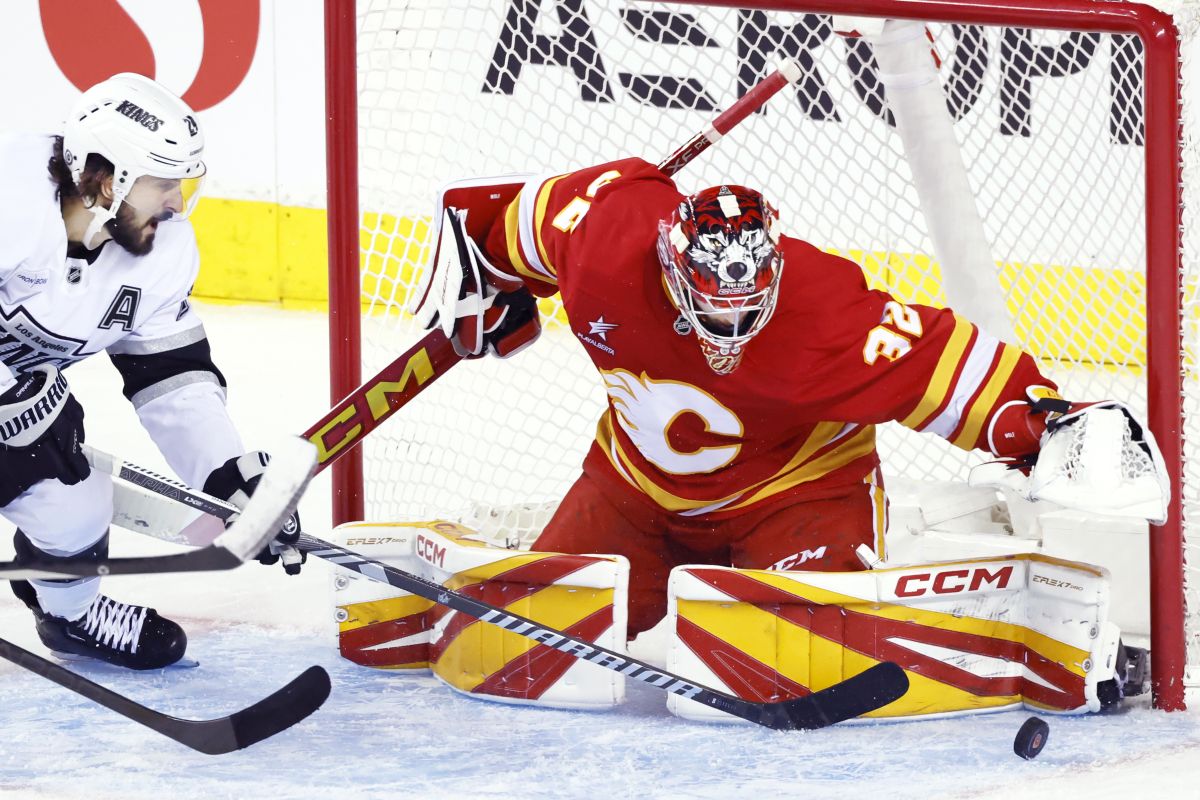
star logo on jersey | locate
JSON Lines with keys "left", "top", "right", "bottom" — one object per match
{"left": 577, "top": 316, "right": 616, "bottom": 356}
{"left": 588, "top": 316, "right": 618, "bottom": 340}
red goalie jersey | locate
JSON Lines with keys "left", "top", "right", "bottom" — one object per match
{"left": 484, "top": 157, "right": 1050, "bottom": 517}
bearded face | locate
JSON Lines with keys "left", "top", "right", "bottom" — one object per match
{"left": 108, "top": 200, "right": 164, "bottom": 256}
{"left": 106, "top": 174, "right": 187, "bottom": 256}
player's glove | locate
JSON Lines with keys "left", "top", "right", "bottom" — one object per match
{"left": 203, "top": 451, "right": 305, "bottom": 574}
{"left": 0, "top": 364, "right": 88, "bottom": 507}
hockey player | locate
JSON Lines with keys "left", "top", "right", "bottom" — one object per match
{"left": 1, "top": 73, "right": 303, "bottom": 671}
{"left": 415, "top": 158, "right": 1164, "bottom": 698}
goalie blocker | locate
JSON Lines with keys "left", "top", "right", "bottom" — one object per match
{"left": 329, "top": 520, "right": 1142, "bottom": 721}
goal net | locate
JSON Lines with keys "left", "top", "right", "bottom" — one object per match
{"left": 327, "top": 0, "right": 1199, "bottom": 709}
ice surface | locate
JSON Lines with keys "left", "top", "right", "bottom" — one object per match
{"left": 0, "top": 303, "right": 1198, "bottom": 799}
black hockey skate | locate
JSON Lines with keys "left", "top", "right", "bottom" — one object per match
{"left": 1097, "top": 640, "right": 1151, "bottom": 710}
{"left": 11, "top": 580, "right": 187, "bottom": 671}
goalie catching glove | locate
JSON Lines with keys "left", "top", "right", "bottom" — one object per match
{"left": 970, "top": 386, "right": 1170, "bottom": 524}
{"left": 414, "top": 204, "right": 541, "bottom": 359}
{"left": 204, "top": 451, "right": 305, "bottom": 574}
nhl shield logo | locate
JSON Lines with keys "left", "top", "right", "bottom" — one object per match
{"left": 673, "top": 314, "right": 692, "bottom": 336}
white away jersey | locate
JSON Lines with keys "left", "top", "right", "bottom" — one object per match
{"left": 0, "top": 132, "right": 243, "bottom": 484}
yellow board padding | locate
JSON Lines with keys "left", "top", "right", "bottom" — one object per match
{"left": 433, "top": 585, "right": 615, "bottom": 692}
{"left": 826, "top": 247, "right": 1159, "bottom": 368}
{"left": 190, "top": 198, "right": 1180, "bottom": 366}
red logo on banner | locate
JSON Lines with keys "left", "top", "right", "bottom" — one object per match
{"left": 39, "top": 0, "right": 258, "bottom": 110}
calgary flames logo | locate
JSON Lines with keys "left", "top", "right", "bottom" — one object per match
{"left": 602, "top": 369, "right": 743, "bottom": 475}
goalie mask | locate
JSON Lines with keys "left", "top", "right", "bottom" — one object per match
{"left": 657, "top": 185, "right": 782, "bottom": 375}
{"left": 63, "top": 73, "right": 207, "bottom": 248}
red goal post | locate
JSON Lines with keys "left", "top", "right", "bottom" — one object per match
{"left": 324, "top": 0, "right": 1196, "bottom": 709}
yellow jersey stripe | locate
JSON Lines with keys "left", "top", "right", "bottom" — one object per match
{"left": 503, "top": 192, "right": 547, "bottom": 284}
{"left": 533, "top": 176, "right": 562, "bottom": 278}
{"left": 951, "top": 343, "right": 1023, "bottom": 450}
{"left": 597, "top": 415, "right": 875, "bottom": 513}
{"left": 727, "top": 426, "right": 877, "bottom": 511}
{"left": 899, "top": 314, "right": 974, "bottom": 429}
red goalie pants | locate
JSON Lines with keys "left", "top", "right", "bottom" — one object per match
{"left": 533, "top": 472, "right": 887, "bottom": 638}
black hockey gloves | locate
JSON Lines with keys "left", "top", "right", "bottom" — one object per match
{"left": 204, "top": 451, "right": 305, "bottom": 575}
{"left": 0, "top": 365, "right": 88, "bottom": 507}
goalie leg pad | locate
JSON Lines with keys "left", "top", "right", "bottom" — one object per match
{"left": 665, "top": 554, "right": 1119, "bottom": 723}
{"left": 331, "top": 520, "right": 629, "bottom": 710}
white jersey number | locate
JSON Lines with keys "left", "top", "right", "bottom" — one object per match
{"left": 863, "top": 301, "right": 924, "bottom": 365}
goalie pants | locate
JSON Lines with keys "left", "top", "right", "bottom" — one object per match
{"left": 534, "top": 470, "right": 888, "bottom": 637}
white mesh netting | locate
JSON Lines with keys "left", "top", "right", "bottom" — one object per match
{"left": 345, "top": 1, "right": 1199, "bottom": 681}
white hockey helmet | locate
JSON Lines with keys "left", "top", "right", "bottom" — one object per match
{"left": 63, "top": 72, "right": 206, "bottom": 243}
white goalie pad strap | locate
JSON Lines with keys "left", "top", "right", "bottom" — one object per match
{"left": 971, "top": 404, "right": 1170, "bottom": 525}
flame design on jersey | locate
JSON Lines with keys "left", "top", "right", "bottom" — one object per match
{"left": 602, "top": 369, "right": 743, "bottom": 475}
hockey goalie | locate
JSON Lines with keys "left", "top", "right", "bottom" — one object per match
{"left": 332, "top": 159, "right": 1168, "bottom": 722}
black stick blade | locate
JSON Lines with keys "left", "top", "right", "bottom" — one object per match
{"left": 224, "top": 665, "right": 332, "bottom": 753}
{"left": 166, "top": 666, "right": 331, "bottom": 755}
{"left": 765, "top": 661, "right": 910, "bottom": 731}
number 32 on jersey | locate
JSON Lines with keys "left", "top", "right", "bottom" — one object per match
{"left": 863, "top": 301, "right": 923, "bottom": 365}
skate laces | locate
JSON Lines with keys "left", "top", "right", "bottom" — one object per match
{"left": 81, "top": 597, "right": 148, "bottom": 653}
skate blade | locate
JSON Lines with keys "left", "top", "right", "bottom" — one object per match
{"left": 49, "top": 650, "right": 200, "bottom": 671}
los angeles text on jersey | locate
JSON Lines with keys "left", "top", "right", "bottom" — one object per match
{"left": 0, "top": 307, "right": 90, "bottom": 371}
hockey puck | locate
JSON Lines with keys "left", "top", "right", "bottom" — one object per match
{"left": 1013, "top": 716, "right": 1050, "bottom": 760}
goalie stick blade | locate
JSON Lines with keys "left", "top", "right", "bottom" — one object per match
{"left": 757, "top": 661, "right": 909, "bottom": 731}
{"left": 0, "top": 637, "right": 330, "bottom": 755}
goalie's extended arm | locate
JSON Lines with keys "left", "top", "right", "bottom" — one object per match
{"left": 972, "top": 387, "right": 1170, "bottom": 524}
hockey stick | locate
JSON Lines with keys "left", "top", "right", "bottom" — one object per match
{"left": 0, "top": 637, "right": 330, "bottom": 754}
{"left": 305, "top": 60, "right": 804, "bottom": 471}
{"left": 73, "top": 461, "right": 910, "bottom": 730}
{"left": 0, "top": 437, "right": 317, "bottom": 581}
{"left": 296, "top": 533, "right": 908, "bottom": 730}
